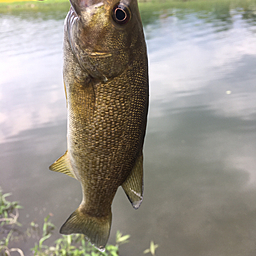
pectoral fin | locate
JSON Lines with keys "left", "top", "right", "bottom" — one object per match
{"left": 122, "top": 153, "right": 144, "bottom": 209}
{"left": 49, "top": 151, "right": 76, "bottom": 179}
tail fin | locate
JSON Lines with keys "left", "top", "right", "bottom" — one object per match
{"left": 60, "top": 208, "right": 112, "bottom": 252}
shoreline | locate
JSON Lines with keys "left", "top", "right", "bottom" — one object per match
{"left": 0, "top": 0, "right": 256, "bottom": 14}
{"left": 0, "top": 0, "right": 70, "bottom": 13}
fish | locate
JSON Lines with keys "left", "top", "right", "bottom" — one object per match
{"left": 49, "top": 0, "right": 148, "bottom": 251}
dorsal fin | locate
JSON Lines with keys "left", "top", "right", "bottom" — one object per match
{"left": 122, "top": 153, "right": 144, "bottom": 209}
{"left": 49, "top": 151, "right": 76, "bottom": 179}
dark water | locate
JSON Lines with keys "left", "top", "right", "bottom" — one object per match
{"left": 1, "top": 1, "right": 256, "bottom": 255}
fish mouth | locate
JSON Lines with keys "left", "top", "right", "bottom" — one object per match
{"left": 65, "top": 7, "right": 111, "bottom": 82}
{"left": 69, "top": 0, "right": 104, "bottom": 15}
{"left": 65, "top": 2, "right": 113, "bottom": 82}
{"left": 66, "top": 6, "right": 79, "bottom": 28}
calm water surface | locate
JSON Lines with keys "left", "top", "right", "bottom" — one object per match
{"left": 1, "top": 1, "right": 256, "bottom": 255}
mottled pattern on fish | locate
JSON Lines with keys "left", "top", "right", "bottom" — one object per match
{"left": 50, "top": 0, "right": 148, "bottom": 251}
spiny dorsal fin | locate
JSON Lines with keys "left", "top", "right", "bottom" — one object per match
{"left": 122, "top": 153, "right": 144, "bottom": 209}
{"left": 60, "top": 208, "right": 112, "bottom": 252}
{"left": 49, "top": 151, "right": 76, "bottom": 179}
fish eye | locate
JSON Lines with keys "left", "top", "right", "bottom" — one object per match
{"left": 112, "top": 4, "right": 131, "bottom": 25}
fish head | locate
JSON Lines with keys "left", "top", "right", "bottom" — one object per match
{"left": 65, "top": 0, "right": 145, "bottom": 81}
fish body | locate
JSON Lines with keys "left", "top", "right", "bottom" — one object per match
{"left": 50, "top": 0, "right": 148, "bottom": 251}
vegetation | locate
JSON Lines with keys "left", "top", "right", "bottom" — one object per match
{"left": 0, "top": 187, "right": 158, "bottom": 256}
{"left": 1, "top": 0, "right": 256, "bottom": 26}
{"left": 0, "top": 0, "right": 70, "bottom": 15}
{"left": 1, "top": 0, "right": 256, "bottom": 14}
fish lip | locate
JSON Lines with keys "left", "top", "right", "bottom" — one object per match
{"left": 65, "top": 6, "right": 79, "bottom": 37}
{"left": 70, "top": 1, "right": 104, "bottom": 17}
{"left": 69, "top": 0, "right": 87, "bottom": 16}
{"left": 69, "top": 5, "right": 79, "bottom": 20}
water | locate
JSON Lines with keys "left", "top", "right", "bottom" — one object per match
{"left": 1, "top": 1, "right": 256, "bottom": 255}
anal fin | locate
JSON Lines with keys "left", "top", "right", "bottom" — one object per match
{"left": 122, "top": 153, "right": 144, "bottom": 209}
{"left": 49, "top": 151, "right": 76, "bottom": 179}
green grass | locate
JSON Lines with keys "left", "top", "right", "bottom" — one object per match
{"left": 1, "top": 0, "right": 256, "bottom": 23}
{"left": 0, "top": 187, "right": 158, "bottom": 256}
{"left": 0, "top": 187, "right": 128, "bottom": 256}
{"left": 1, "top": 0, "right": 256, "bottom": 14}
{"left": 0, "top": 0, "right": 70, "bottom": 14}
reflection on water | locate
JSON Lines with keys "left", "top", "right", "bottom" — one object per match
{"left": 0, "top": 16, "right": 66, "bottom": 144}
{"left": 1, "top": 1, "right": 256, "bottom": 255}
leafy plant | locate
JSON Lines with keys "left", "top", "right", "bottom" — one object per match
{"left": 0, "top": 188, "right": 24, "bottom": 256}
{"left": 31, "top": 217, "right": 130, "bottom": 256}
{"left": 143, "top": 241, "right": 159, "bottom": 256}
{"left": 1, "top": 187, "right": 156, "bottom": 256}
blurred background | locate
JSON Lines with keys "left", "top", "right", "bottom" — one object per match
{"left": 1, "top": 0, "right": 256, "bottom": 255}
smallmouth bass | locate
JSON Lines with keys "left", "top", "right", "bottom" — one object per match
{"left": 49, "top": 0, "right": 148, "bottom": 251}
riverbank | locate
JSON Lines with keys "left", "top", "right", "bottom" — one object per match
{"left": 0, "top": 0, "right": 69, "bottom": 13}
{"left": 1, "top": 0, "right": 256, "bottom": 14}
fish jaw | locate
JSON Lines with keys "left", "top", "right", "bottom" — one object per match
{"left": 65, "top": 5, "right": 114, "bottom": 81}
